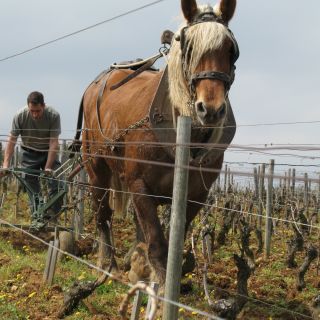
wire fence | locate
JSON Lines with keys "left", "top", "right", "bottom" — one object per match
{"left": 0, "top": 123, "right": 320, "bottom": 319}
{"left": 1, "top": 170, "right": 318, "bottom": 319}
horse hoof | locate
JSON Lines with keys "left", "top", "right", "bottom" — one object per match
{"left": 182, "top": 249, "right": 196, "bottom": 276}
{"left": 128, "top": 242, "right": 151, "bottom": 284}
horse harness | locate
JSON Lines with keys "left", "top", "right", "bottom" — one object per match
{"left": 176, "top": 10, "right": 239, "bottom": 100}
{"left": 80, "top": 32, "right": 173, "bottom": 150}
{"left": 72, "top": 18, "right": 238, "bottom": 164}
{"left": 91, "top": 69, "right": 150, "bottom": 151}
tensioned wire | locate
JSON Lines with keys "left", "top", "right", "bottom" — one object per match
{"left": 2, "top": 168, "right": 320, "bottom": 232}
{"left": 1, "top": 142, "right": 320, "bottom": 182}
{"left": 1, "top": 138, "right": 320, "bottom": 164}
{"left": 2, "top": 135, "right": 320, "bottom": 152}
{"left": 0, "top": 119, "right": 320, "bottom": 133}
{"left": 0, "top": 0, "right": 167, "bottom": 63}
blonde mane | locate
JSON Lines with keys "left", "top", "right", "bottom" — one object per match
{"left": 168, "top": 5, "right": 232, "bottom": 117}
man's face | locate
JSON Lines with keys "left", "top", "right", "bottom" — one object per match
{"left": 28, "top": 103, "right": 44, "bottom": 120}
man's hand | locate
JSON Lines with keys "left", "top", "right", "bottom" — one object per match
{"left": 44, "top": 168, "right": 54, "bottom": 177}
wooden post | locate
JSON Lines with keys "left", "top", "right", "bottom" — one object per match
{"left": 287, "top": 169, "right": 291, "bottom": 195}
{"left": 253, "top": 167, "right": 259, "bottom": 200}
{"left": 283, "top": 172, "right": 287, "bottom": 199}
{"left": 74, "top": 169, "right": 86, "bottom": 239}
{"left": 215, "top": 174, "right": 221, "bottom": 193}
{"left": 304, "top": 173, "right": 309, "bottom": 208}
{"left": 11, "top": 145, "right": 19, "bottom": 188}
{"left": 223, "top": 164, "right": 227, "bottom": 194}
{"left": 292, "top": 168, "right": 296, "bottom": 195}
{"left": 308, "top": 179, "right": 312, "bottom": 195}
{"left": 43, "top": 237, "right": 60, "bottom": 285}
{"left": 265, "top": 159, "right": 274, "bottom": 258}
{"left": 317, "top": 174, "right": 320, "bottom": 215}
{"left": 0, "top": 142, "right": 3, "bottom": 166}
{"left": 0, "top": 142, "right": 3, "bottom": 198}
{"left": 227, "top": 167, "right": 231, "bottom": 192}
{"left": 258, "top": 164, "right": 265, "bottom": 230}
{"left": 163, "top": 116, "right": 191, "bottom": 320}
{"left": 60, "top": 139, "right": 68, "bottom": 164}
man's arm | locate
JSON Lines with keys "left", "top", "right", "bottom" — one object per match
{"left": 45, "top": 137, "right": 59, "bottom": 171}
{"left": 3, "top": 134, "right": 17, "bottom": 168}
{"left": 0, "top": 134, "right": 17, "bottom": 178}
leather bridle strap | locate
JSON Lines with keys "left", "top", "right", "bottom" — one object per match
{"left": 189, "top": 71, "right": 232, "bottom": 92}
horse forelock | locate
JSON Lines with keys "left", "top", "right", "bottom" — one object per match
{"left": 168, "top": 5, "right": 231, "bottom": 117}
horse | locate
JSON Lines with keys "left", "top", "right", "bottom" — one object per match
{"left": 75, "top": 0, "right": 239, "bottom": 285}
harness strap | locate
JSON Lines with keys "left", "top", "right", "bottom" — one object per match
{"left": 110, "top": 54, "right": 162, "bottom": 91}
{"left": 190, "top": 71, "right": 232, "bottom": 91}
{"left": 96, "top": 70, "right": 114, "bottom": 143}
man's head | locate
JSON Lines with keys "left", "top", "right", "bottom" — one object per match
{"left": 27, "top": 91, "right": 45, "bottom": 120}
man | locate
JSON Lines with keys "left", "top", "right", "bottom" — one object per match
{"left": 0, "top": 91, "right": 62, "bottom": 223}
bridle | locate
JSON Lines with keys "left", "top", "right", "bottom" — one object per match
{"left": 176, "top": 11, "right": 239, "bottom": 99}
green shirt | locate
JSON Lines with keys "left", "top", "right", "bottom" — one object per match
{"left": 11, "top": 105, "right": 61, "bottom": 151}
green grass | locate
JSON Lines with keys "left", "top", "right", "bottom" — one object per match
{"left": 0, "top": 242, "right": 45, "bottom": 281}
{"left": 0, "top": 301, "right": 28, "bottom": 320}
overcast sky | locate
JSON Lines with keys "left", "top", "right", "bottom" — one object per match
{"left": 0, "top": 0, "right": 319, "bottom": 179}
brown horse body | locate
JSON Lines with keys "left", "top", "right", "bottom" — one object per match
{"left": 80, "top": 0, "right": 238, "bottom": 284}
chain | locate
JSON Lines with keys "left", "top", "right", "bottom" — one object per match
{"left": 111, "top": 115, "right": 150, "bottom": 143}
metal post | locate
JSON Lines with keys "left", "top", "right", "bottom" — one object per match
{"left": 130, "top": 281, "right": 145, "bottom": 320}
{"left": 265, "top": 159, "right": 274, "bottom": 258}
{"left": 163, "top": 116, "right": 191, "bottom": 320}
{"left": 145, "top": 282, "right": 159, "bottom": 320}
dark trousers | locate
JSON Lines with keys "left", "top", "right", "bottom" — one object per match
{"left": 21, "top": 148, "right": 62, "bottom": 216}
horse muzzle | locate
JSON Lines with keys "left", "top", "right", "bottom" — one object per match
{"left": 195, "top": 101, "right": 226, "bottom": 125}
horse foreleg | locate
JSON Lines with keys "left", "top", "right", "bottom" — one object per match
{"left": 89, "top": 166, "right": 117, "bottom": 271}
{"left": 130, "top": 179, "right": 168, "bottom": 285}
{"left": 95, "top": 191, "right": 118, "bottom": 271}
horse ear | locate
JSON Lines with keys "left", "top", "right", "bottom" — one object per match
{"left": 214, "top": 0, "right": 237, "bottom": 24}
{"left": 181, "top": 0, "right": 198, "bottom": 23}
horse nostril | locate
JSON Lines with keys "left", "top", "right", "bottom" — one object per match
{"left": 196, "top": 102, "right": 207, "bottom": 115}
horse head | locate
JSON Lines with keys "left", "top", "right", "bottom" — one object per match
{"left": 168, "top": 0, "right": 238, "bottom": 127}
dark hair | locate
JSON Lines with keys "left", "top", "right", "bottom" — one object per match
{"left": 27, "top": 91, "right": 45, "bottom": 105}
